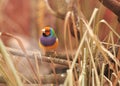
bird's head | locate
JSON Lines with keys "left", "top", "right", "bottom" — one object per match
{"left": 42, "top": 26, "right": 56, "bottom": 37}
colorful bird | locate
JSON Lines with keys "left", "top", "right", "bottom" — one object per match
{"left": 39, "top": 26, "right": 58, "bottom": 51}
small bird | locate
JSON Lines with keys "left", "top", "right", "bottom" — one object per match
{"left": 39, "top": 26, "right": 58, "bottom": 52}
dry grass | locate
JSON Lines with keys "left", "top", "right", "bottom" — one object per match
{"left": 0, "top": 0, "right": 119, "bottom": 86}
{"left": 63, "top": 4, "right": 120, "bottom": 85}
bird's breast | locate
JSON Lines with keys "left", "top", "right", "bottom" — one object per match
{"left": 40, "top": 36, "right": 56, "bottom": 46}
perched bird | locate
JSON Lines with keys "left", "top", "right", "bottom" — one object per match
{"left": 39, "top": 26, "right": 58, "bottom": 51}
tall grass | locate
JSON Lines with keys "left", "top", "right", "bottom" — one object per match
{"left": 0, "top": 0, "right": 119, "bottom": 86}
{"left": 63, "top": 6, "right": 120, "bottom": 86}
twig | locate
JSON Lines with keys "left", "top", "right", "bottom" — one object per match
{"left": 98, "top": 0, "right": 120, "bottom": 22}
{"left": 6, "top": 47, "right": 79, "bottom": 67}
{"left": 6, "top": 47, "right": 74, "bottom": 60}
{"left": 50, "top": 60, "right": 58, "bottom": 86}
{"left": 40, "top": 73, "right": 66, "bottom": 84}
{"left": 0, "top": 73, "right": 66, "bottom": 84}
{"left": 6, "top": 44, "right": 120, "bottom": 67}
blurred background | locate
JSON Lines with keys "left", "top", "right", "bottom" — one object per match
{"left": 0, "top": 0, "right": 120, "bottom": 50}
{"left": 0, "top": 0, "right": 120, "bottom": 85}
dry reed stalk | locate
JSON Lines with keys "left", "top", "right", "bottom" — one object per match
{"left": 34, "top": 54, "right": 42, "bottom": 85}
{"left": 64, "top": 11, "right": 72, "bottom": 68}
{"left": 50, "top": 59, "right": 58, "bottom": 86}
{"left": 0, "top": 39, "right": 23, "bottom": 86}
{"left": 0, "top": 32, "right": 42, "bottom": 83}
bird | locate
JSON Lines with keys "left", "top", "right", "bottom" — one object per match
{"left": 39, "top": 26, "right": 58, "bottom": 52}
